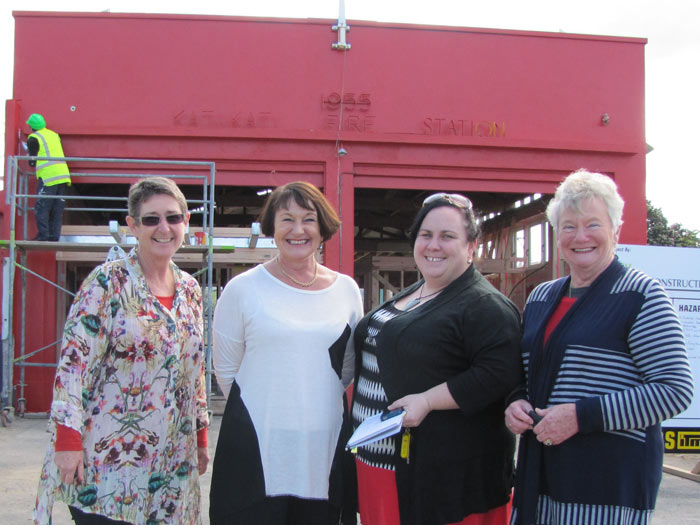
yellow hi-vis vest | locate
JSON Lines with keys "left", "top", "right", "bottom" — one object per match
{"left": 29, "top": 128, "right": 71, "bottom": 186}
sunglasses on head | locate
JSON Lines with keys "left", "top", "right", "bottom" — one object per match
{"left": 138, "top": 214, "right": 186, "bottom": 227}
{"left": 422, "top": 193, "right": 473, "bottom": 210}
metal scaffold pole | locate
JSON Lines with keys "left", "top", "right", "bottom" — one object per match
{"left": 0, "top": 155, "right": 218, "bottom": 423}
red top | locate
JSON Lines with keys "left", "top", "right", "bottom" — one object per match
{"left": 156, "top": 295, "right": 174, "bottom": 310}
{"left": 544, "top": 296, "right": 577, "bottom": 344}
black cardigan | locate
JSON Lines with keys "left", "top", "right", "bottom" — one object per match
{"left": 351, "top": 265, "right": 522, "bottom": 525}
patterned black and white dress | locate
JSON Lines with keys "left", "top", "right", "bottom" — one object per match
{"left": 210, "top": 264, "right": 363, "bottom": 523}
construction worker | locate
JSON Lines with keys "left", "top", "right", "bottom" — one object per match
{"left": 26, "top": 113, "right": 71, "bottom": 241}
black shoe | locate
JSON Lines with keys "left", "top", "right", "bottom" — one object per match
{"left": 49, "top": 237, "right": 60, "bottom": 242}
{"left": 32, "top": 235, "right": 49, "bottom": 241}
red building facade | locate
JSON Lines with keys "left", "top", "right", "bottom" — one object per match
{"left": 3, "top": 12, "right": 647, "bottom": 411}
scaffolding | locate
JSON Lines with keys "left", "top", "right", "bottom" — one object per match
{"left": 1, "top": 155, "right": 220, "bottom": 424}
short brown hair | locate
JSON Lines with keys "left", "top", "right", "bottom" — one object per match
{"left": 259, "top": 181, "right": 340, "bottom": 242}
{"left": 128, "top": 176, "right": 188, "bottom": 219}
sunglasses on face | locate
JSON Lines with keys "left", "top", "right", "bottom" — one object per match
{"left": 138, "top": 213, "right": 186, "bottom": 227}
{"left": 422, "top": 193, "right": 473, "bottom": 210}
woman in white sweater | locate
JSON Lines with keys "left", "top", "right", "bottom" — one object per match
{"left": 210, "top": 181, "right": 363, "bottom": 525}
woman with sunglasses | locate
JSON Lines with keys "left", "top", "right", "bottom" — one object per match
{"left": 35, "top": 177, "right": 209, "bottom": 524}
{"left": 350, "top": 193, "right": 521, "bottom": 525}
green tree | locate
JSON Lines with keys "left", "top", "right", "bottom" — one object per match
{"left": 647, "top": 200, "right": 700, "bottom": 247}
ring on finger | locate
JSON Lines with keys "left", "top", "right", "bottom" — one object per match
{"left": 544, "top": 439, "right": 553, "bottom": 446}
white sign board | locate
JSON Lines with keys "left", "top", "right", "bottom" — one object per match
{"left": 616, "top": 245, "right": 700, "bottom": 450}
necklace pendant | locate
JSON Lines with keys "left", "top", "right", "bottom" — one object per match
{"left": 404, "top": 297, "right": 421, "bottom": 310}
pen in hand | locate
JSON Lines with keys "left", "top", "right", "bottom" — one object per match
{"left": 529, "top": 409, "right": 543, "bottom": 425}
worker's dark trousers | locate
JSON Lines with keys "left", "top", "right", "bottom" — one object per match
{"left": 34, "top": 180, "right": 67, "bottom": 241}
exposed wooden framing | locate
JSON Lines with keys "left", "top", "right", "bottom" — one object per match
{"left": 54, "top": 249, "right": 278, "bottom": 265}
{"left": 41, "top": 225, "right": 278, "bottom": 265}
{"left": 371, "top": 271, "right": 400, "bottom": 295}
{"left": 248, "top": 222, "right": 261, "bottom": 249}
{"left": 371, "top": 256, "right": 416, "bottom": 271}
{"left": 108, "top": 220, "right": 124, "bottom": 244}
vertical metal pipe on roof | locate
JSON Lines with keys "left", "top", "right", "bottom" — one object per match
{"left": 332, "top": 0, "right": 351, "bottom": 50}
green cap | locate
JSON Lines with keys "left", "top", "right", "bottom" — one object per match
{"left": 26, "top": 113, "right": 46, "bottom": 130}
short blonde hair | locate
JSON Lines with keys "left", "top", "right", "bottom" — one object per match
{"left": 546, "top": 169, "right": 624, "bottom": 232}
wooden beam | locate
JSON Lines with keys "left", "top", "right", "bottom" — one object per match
{"left": 108, "top": 220, "right": 124, "bottom": 244}
{"left": 354, "top": 239, "right": 411, "bottom": 253}
{"left": 55, "top": 248, "right": 277, "bottom": 265}
{"left": 371, "top": 271, "right": 400, "bottom": 295}
{"left": 662, "top": 464, "right": 700, "bottom": 483}
{"left": 371, "top": 256, "right": 417, "bottom": 271}
{"left": 249, "top": 222, "right": 261, "bottom": 248}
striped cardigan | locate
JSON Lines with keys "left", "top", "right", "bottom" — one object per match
{"left": 511, "top": 258, "right": 693, "bottom": 525}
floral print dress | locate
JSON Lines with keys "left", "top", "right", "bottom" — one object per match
{"left": 34, "top": 248, "right": 209, "bottom": 524}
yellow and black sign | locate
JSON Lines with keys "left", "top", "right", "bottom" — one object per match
{"left": 663, "top": 428, "right": 700, "bottom": 452}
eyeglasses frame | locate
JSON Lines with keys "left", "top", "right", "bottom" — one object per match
{"left": 137, "top": 213, "right": 187, "bottom": 227}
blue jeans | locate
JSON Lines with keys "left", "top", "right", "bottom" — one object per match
{"left": 34, "top": 180, "right": 67, "bottom": 241}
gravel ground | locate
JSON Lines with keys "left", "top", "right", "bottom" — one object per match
{"left": 1, "top": 414, "right": 698, "bottom": 524}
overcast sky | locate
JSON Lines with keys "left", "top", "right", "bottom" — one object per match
{"left": 3, "top": 0, "right": 698, "bottom": 230}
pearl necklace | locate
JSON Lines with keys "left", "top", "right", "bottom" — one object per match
{"left": 277, "top": 256, "right": 318, "bottom": 287}
{"left": 403, "top": 285, "right": 444, "bottom": 310}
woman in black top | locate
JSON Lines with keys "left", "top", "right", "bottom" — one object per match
{"left": 351, "top": 193, "right": 521, "bottom": 525}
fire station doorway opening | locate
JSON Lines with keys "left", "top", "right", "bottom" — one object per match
{"left": 59, "top": 181, "right": 556, "bottom": 313}
{"left": 353, "top": 187, "right": 556, "bottom": 312}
